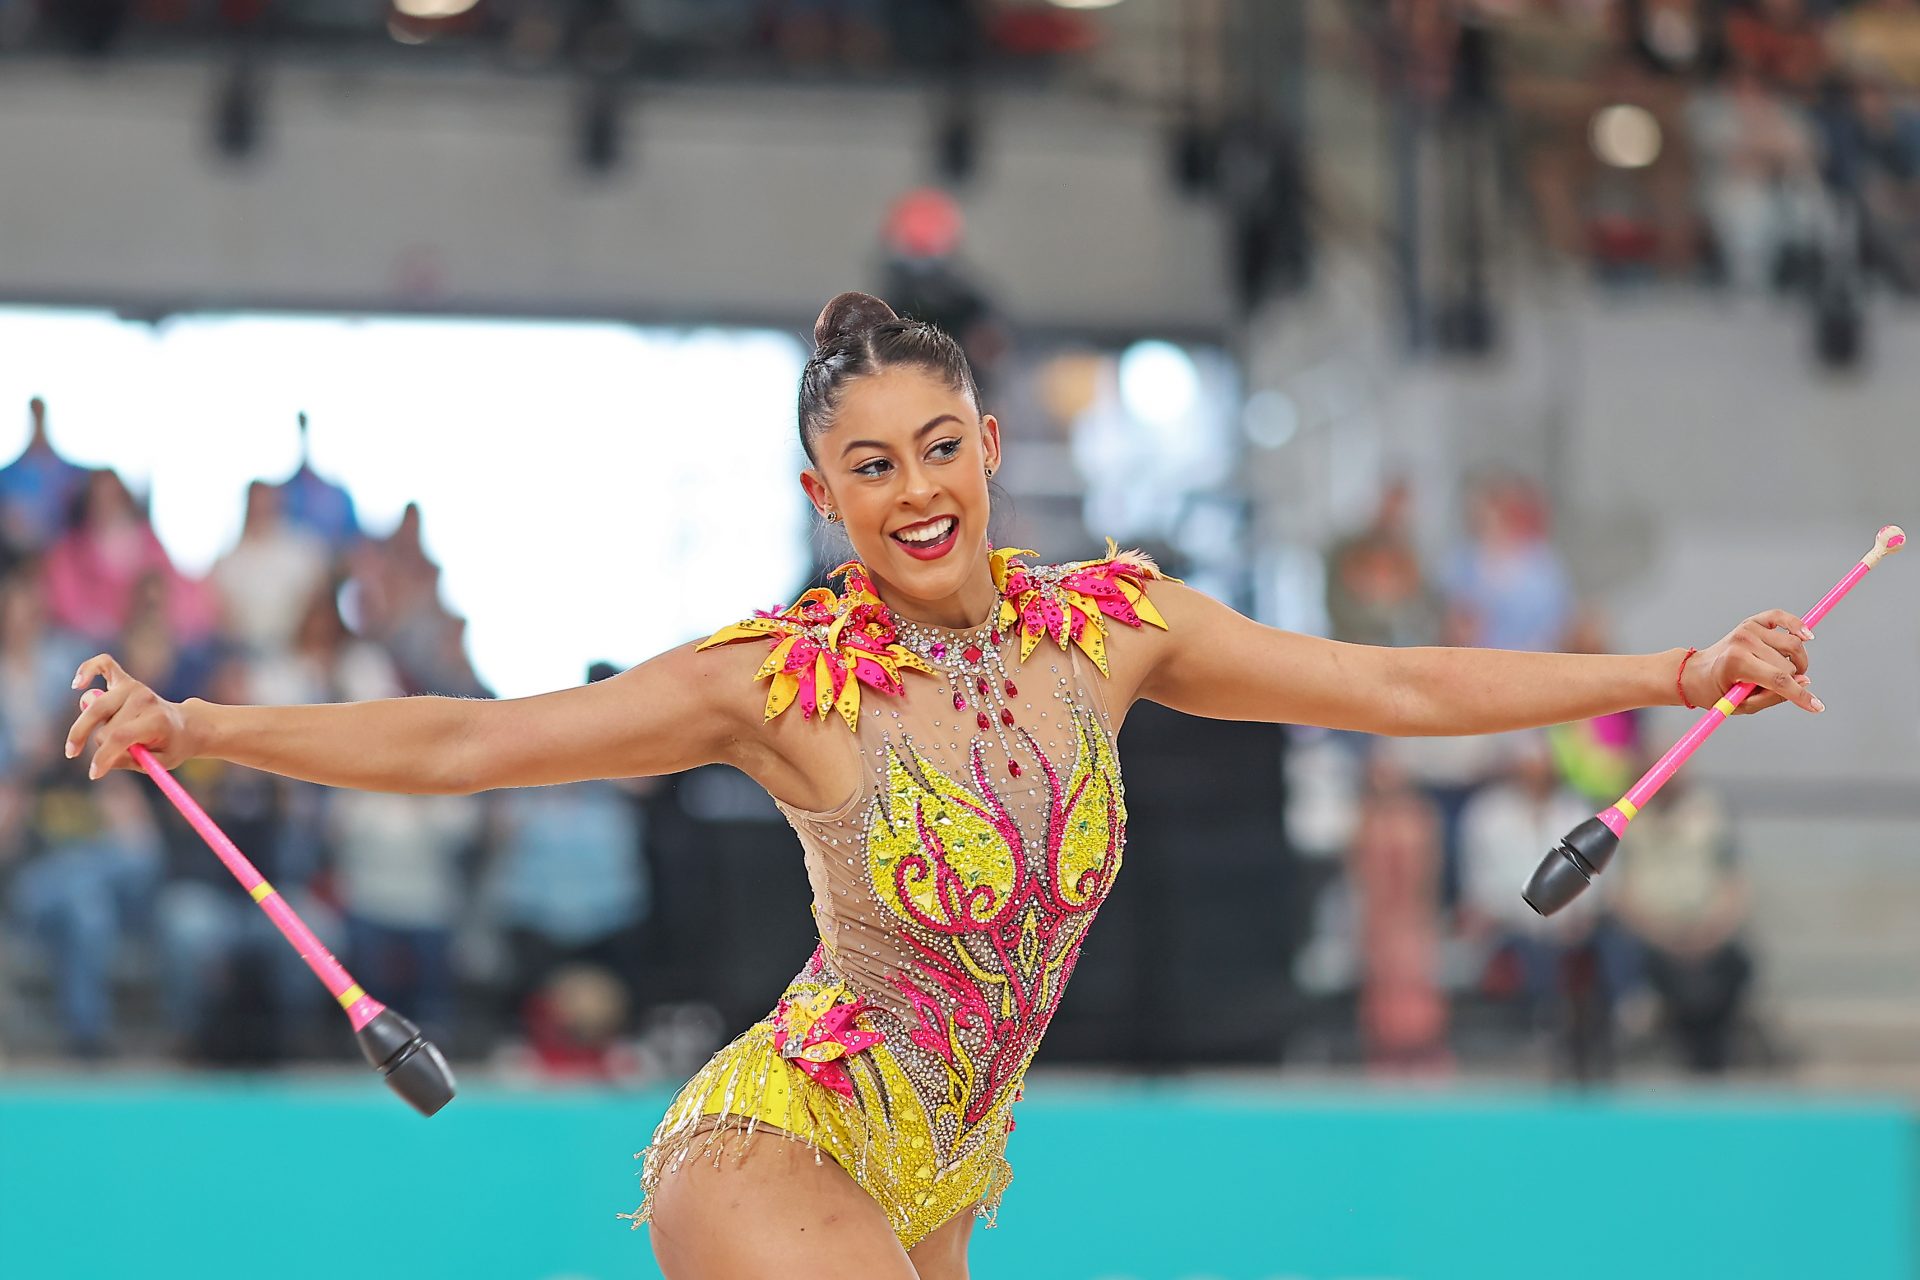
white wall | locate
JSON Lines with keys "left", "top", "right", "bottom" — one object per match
{"left": 0, "top": 61, "right": 1226, "bottom": 330}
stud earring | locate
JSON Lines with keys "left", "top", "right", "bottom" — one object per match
{"left": 824, "top": 509, "right": 841, "bottom": 523}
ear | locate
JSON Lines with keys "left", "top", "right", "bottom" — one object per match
{"left": 980, "top": 413, "right": 1002, "bottom": 474}
{"left": 799, "top": 467, "right": 833, "bottom": 516}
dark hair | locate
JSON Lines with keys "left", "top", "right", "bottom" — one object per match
{"left": 797, "top": 291, "right": 981, "bottom": 464}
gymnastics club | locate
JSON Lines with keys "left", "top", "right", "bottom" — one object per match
{"left": 1524, "top": 524, "right": 1906, "bottom": 917}
{"left": 79, "top": 691, "right": 457, "bottom": 1116}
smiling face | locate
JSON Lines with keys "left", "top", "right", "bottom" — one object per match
{"left": 801, "top": 366, "right": 1002, "bottom": 623}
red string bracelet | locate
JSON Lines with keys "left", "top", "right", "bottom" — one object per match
{"left": 1676, "top": 646, "right": 1699, "bottom": 709}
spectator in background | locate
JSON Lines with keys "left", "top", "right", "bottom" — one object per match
{"left": 1324, "top": 476, "right": 1443, "bottom": 650}
{"left": 0, "top": 398, "right": 87, "bottom": 560}
{"left": 40, "top": 470, "right": 218, "bottom": 649}
{"left": 1687, "top": 60, "right": 1828, "bottom": 292}
{"left": 487, "top": 776, "right": 651, "bottom": 1022}
{"left": 1831, "top": 0, "right": 1920, "bottom": 92}
{"left": 275, "top": 412, "right": 362, "bottom": 557}
{"left": 1609, "top": 766, "right": 1754, "bottom": 1073}
{"left": 1722, "top": 0, "right": 1829, "bottom": 99}
{"left": 1456, "top": 732, "right": 1635, "bottom": 1078}
{"left": 0, "top": 566, "right": 89, "bottom": 772}
{"left": 3, "top": 766, "right": 161, "bottom": 1058}
{"left": 251, "top": 578, "right": 404, "bottom": 708}
{"left": 1443, "top": 473, "right": 1573, "bottom": 653}
{"left": 329, "top": 786, "right": 483, "bottom": 1047}
{"left": 347, "top": 502, "right": 475, "bottom": 696}
{"left": 211, "top": 482, "right": 330, "bottom": 658}
{"left": 1546, "top": 608, "right": 1645, "bottom": 807}
{"left": 484, "top": 664, "right": 655, "bottom": 1029}
{"left": 1347, "top": 750, "right": 1450, "bottom": 1074}
{"left": 1375, "top": 606, "right": 1511, "bottom": 908}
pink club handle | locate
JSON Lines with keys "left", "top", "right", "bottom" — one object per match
{"left": 1600, "top": 525, "right": 1905, "bottom": 835}
{"left": 111, "top": 727, "right": 386, "bottom": 1033}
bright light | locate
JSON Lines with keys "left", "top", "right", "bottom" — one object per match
{"left": 1049, "top": 0, "right": 1127, "bottom": 8}
{"left": 1117, "top": 340, "right": 1200, "bottom": 429}
{"left": 1590, "top": 104, "right": 1662, "bottom": 169}
{"left": 0, "top": 308, "right": 811, "bottom": 699}
{"left": 394, "top": 0, "right": 479, "bottom": 17}
{"left": 1243, "top": 389, "right": 1298, "bottom": 449}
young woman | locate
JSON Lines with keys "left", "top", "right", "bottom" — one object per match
{"left": 61, "top": 292, "right": 1820, "bottom": 1280}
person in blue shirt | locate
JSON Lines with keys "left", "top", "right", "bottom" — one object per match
{"left": 274, "top": 412, "right": 362, "bottom": 557}
{"left": 0, "top": 398, "right": 88, "bottom": 558}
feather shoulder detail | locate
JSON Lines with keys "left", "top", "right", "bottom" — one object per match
{"left": 988, "top": 536, "right": 1181, "bottom": 677}
{"left": 696, "top": 573, "right": 935, "bottom": 730}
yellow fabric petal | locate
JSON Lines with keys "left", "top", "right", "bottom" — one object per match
{"left": 1019, "top": 624, "right": 1042, "bottom": 662}
{"left": 836, "top": 668, "right": 862, "bottom": 730}
{"left": 889, "top": 646, "right": 935, "bottom": 675}
{"left": 826, "top": 609, "right": 852, "bottom": 650}
{"left": 998, "top": 599, "right": 1017, "bottom": 629}
{"left": 1073, "top": 615, "right": 1110, "bottom": 677}
{"left": 764, "top": 670, "right": 800, "bottom": 720}
{"left": 756, "top": 634, "right": 800, "bottom": 680}
{"left": 1129, "top": 586, "right": 1169, "bottom": 630}
{"left": 813, "top": 653, "right": 833, "bottom": 720}
{"left": 696, "top": 619, "right": 780, "bottom": 650}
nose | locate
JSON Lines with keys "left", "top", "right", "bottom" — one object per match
{"left": 897, "top": 457, "right": 941, "bottom": 507}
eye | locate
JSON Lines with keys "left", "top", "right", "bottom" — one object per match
{"left": 931, "top": 439, "right": 962, "bottom": 460}
{"left": 853, "top": 458, "right": 892, "bottom": 477}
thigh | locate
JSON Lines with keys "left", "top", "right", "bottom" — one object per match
{"left": 646, "top": 1128, "right": 919, "bottom": 1280}
{"left": 906, "top": 1203, "right": 978, "bottom": 1280}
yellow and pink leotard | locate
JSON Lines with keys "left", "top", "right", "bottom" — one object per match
{"left": 622, "top": 540, "right": 1176, "bottom": 1248}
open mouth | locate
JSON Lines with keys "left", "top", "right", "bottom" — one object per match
{"left": 890, "top": 515, "right": 959, "bottom": 558}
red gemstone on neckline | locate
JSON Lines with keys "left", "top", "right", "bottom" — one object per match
{"left": 952, "top": 692, "right": 966, "bottom": 711}
{"left": 1004, "top": 680, "right": 1018, "bottom": 697}
{"left": 962, "top": 644, "right": 983, "bottom": 663}
{"left": 977, "top": 711, "right": 991, "bottom": 731}
{"left": 999, "top": 708, "right": 1014, "bottom": 726}
{"left": 1008, "top": 759, "right": 1023, "bottom": 777}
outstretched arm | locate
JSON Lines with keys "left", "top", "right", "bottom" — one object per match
{"left": 64, "top": 638, "right": 772, "bottom": 795}
{"left": 1113, "top": 580, "right": 1819, "bottom": 736}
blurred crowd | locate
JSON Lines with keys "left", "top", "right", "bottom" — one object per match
{"left": 1297, "top": 470, "right": 1760, "bottom": 1081}
{"left": 1394, "top": 0, "right": 1920, "bottom": 293}
{"left": 0, "top": 399, "right": 653, "bottom": 1080}
{"left": 0, "top": 394, "right": 1761, "bottom": 1084}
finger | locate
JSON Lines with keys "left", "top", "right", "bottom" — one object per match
{"left": 71, "top": 652, "right": 129, "bottom": 693}
{"left": 90, "top": 718, "right": 150, "bottom": 781}
{"left": 1748, "top": 609, "right": 1814, "bottom": 641}
{"left": 64, "top": 685, "right": 128, "bottom": 762}
{"left": 1751, "top": 624, "right": 1809, "bottom": 676}
{"left": 1742, "top": 643, "right": 1821, "bottom": 712}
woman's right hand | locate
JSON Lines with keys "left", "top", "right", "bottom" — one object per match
{"left": 64, "top": 653, "right": 200, "bottom": 780}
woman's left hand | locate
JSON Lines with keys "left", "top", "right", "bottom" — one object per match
{"left": 1681, "top": 610, "right": 1821, "bottom": 715}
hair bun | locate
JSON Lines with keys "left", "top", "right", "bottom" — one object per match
{"left": 813, "top": 291, "right": 899, "bottom": 349}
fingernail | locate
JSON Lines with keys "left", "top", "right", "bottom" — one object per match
{"left": 87, "top": 763, "right": 99, "bottom": 780}
{"left": 1803, "top": 629, "right": 1815, "bottom": 640}
{"left": 1812, "top": 696, "right": 1826, "bottom": 712}
{"left": 69, "top": 676, "right": 79, "bottom": 689}
{"left": 63, "top": 740, "right": 75, "bottom": 758}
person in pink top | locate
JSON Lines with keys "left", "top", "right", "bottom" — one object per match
{"left": 40, "top": 470, "right": 217, "bottom": 648}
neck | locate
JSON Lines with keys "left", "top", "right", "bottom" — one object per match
{"left": 863, "top": 562, "right": 1000, "bottom": 631}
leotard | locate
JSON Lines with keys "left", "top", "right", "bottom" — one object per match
{"left": 622, "top": 540, "right": 1174, "bottom": 1248}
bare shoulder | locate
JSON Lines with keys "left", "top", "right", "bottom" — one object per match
{"left": 996, "top": 540, "right": 1184, "bottom": 733}
{"left": 1093, "top": 575, "right": 1200, "bottom": 727}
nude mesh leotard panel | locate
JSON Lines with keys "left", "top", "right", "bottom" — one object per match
{"left": 623, "top": 544, "right": 1166, "bottom": 1248}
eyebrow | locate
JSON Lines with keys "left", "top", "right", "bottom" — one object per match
{"left": 839, "top": 414, "right": 963, "bottom": 459}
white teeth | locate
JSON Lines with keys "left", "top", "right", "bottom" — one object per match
{"left": 893, "top": 516, "right": 956, "bottom": 545}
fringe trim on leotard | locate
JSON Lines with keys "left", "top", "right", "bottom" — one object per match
{"left": 619, "top": 1016, "right": 1014, "bottom": 1250}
